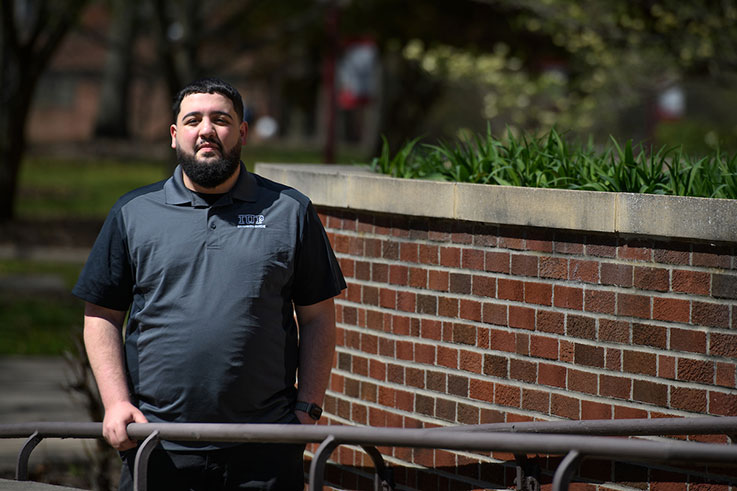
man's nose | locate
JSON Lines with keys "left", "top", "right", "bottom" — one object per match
{"left": 199, "top": 119, "right": 216, "bottom": 137}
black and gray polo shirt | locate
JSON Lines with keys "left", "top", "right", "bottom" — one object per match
{"left": 73, "top": 163, "right": 345, "bottom": 449}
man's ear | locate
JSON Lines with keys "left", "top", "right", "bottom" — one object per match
{"left": 170, "top": 124, "right": 177, "bottom": 149}
{"left": 240, "top": 121, "right": 248, "bottom": 144}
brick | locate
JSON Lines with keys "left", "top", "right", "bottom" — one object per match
{"left": 581, "top": 400, "right": 612, "bottom": 419}
{"left": 586, "top": 236, "right": 618, "bottom": 258}
{"left": 623, "top": 350, "right": 657, "bottom": 376}
{"left": 515, "top": 332, "right": 530, "bottom": 355}
{"left": 396, "top": 291, "right": 416, "bottom": 312}
{"left": 489, "top": 327, "right": 515, "bottom": 352}
{"left": 472, "top": 274, "right": 496, "bottom": 297}
{"left": 439, "top": 246, "right": 461, "bottom": 267}
{"left": 498, "top": 278, "right": 524, "bottom": 302}
{"left": 365, "top": 238, "right": 382, "bottom": 258}
{"left": 469, "top": 378, "right": 493, "bottom": 402}
{"left": 522, "top": 388, "right": 550, "bottom": 413}
{"left": 710, "top": 333, "right": 737, "bottom": 358}
{"left": 498, "top": 229, "right": 525, "bottom": 250}
{"left": 537, "top": 310, "right": 565, "bottom": 335}
{"left": 658, "top": 354, "right": 676, "bottom": 379}
{"left": 462, "top": 248, "right": 485, "bottom": 270}
{"left": 460, "top": 299, "right": 482, "bottom": 322}
{"left": 618, "top": 240, "right": 652, "bottom": 261}
{"left": 509, "top": 358, "right": 537, "bottom": 384}
{"left": 554, "top": 285, "right": 584, "bottom": 310}
{"left": 671, "top": 270, "right": 710, "bottom": 296}
{"left": 436, "top": 398, "right": 457, "bottom": 423}
{"left": 511, "top": 254, "right": 538, "bottom": 277}
{"left": 485, "top": 250, "right": 510, "bottom": 273}
{"left": 400, "top": 242, "right": 419, "bottom": 263}
{"left": 396, "top": 340, "right": 413, "bottom": 361}
{"left": 379, "top": 288, "right": 396, "bottom": 309}
{"left": 713, "top": 273, "right": 737, "bottom": 300}
{"left": 670, "top": 387, "right": 707, "bottom": 412}
{"left": 567, "top": 368, "right": 598, "bottom": 394}
{"left": 525, "top": 282, "right": 552, "bottom": 306}
{"left": 453, "top": 323, "right": 476, "bottom": 346}
{"left": 415, "top": 394, "right": 435, "bottom": 416}
{"left": 653, "top": 297, "right": 690, "bottom": 323}
{"left": 406, "top": 367, "right": 424, "bottom": 388}
{"left": 459, "top": 349, "right": 482, "bottom": 374}
{"left": 415, "top": 343, "right": 436, "bottom": 364}
{"left": 606, "top": 347, "right": 622, "bottom": 371}
{"left": 555, "top": 233, "right": 585, "bottom": 255}
{"left": 483, "top": 354, "right": 509, "bottom": 377}
{"left": 601, "top": 265, "right": 634, "bottom": 291}
{"left": 392, "top": 315, "right": 411, "bottom": 335}
{"left": 457, "top": 403, "right": 480, "bottom": 425}
{"left": 494, "top": 383, "right": 521, "bottom": 408}
{"left": 473, "top": 223, "right": 498, "bottom": 246}
{"left": 428, "top": 270, "right": 449, "bottom": 291}
{"left": 669, "top": 328, "right": 706, "bottom": 354}
{"left": 709, "top": 391, "right": 737, "bottom": 416}
{"left": 599, "top": 319, "right": 630, "bottom": 344}
{"left": 362, "top": 286, "right": 379, "bottom": 306}
{"left": 551, "top": 393, "right": 580, "bottom": 419}
{"left": 559, "top": 340, "right": 574, "bottom": 362}
{"left": 538, "top": 362, "right": 566, "bottom": 388}
{"left": 483, "top": 303, "right": 507, "bottom": 326}
{"left": 692, "top": 301, "right": 730, "bottom": 329}
{"left": 692, "top": 243, "right": 733, "bottom": 268}
{"left": 634, "top": 266, "right": 670, "bottom": 292}
{"left": 408, "top": 267, "right": 427, "bottom": 288}
{"left": 437, "top": 346, "right": 458, "bottom": 369}
{"left": 599, "top": 374, "right": 631, "bottom": 399}
{"left": 570, "top": 259, "right": 599, "bottom": 283}
{"left": 426, "top": 371, "right": 446, "bottom": 392}
{"left": 715, "top": 361, "right": 736, "bottom": 388}
{"left": 448, "top": 374, "right": 469, "bottom": 397}
{"left": 584, "top": 289, "right": 616, "bottom": 314}
{"left": 677, "top": 358, "right": 714, "bottom": 384}
{"left": 632, "top": 323, "right": 666, "bottom": 348}
{"left": 617, "top": 293, "right": 651, "bottom": 319}
{"left": 575, "top": 343, "right": 604, "bottom": 368}
{"left": 539, "top": 257, "right": 568, "bottom": 281}
{"left": 418, "top": 244, "right": 439, "bottom": 265}
{"left": 509, "top": 306, "right": 535, "bottom": 330}
{"left": 449, "top": 273, "right": 472, "bottom": 294}
{"left": 530, "top": 334, "right": 559, "bottom": 360}
{"left": 438, "top": 297, "right": 459, "bottom": 318}
{"left": 566, "top": 314, "right": 596, "bottom": 339}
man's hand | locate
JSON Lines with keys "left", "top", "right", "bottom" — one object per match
{"left": 102, "top": 400, "right": 148, "bottom": 451}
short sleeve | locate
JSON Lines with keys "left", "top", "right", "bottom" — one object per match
{"left": 72, "top": 206, "right": 134, "bottom": 311}
{"left": 291, "top": 203, "right": 346, "bottom": 306}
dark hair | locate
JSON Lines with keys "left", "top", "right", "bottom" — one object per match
{"left": 172, "top": 78, "right": 245, "bottom": 122}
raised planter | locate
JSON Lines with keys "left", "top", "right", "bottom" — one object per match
{"left": 257, "top": 163, "right": 737, "bottom": 490}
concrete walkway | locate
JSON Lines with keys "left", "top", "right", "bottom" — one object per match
{"left": 0, "top": 357, "right": 93, "bottom": 473}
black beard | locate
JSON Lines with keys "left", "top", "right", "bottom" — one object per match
{"left": 177, "top": 142, "right": 241, "bottom": 189}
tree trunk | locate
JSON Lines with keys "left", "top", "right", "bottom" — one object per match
{"left": 93, "top": 0, "right": 139, "bottom": 139}
{"left": 0, "top": 0, "right": 87, "bottom": 222}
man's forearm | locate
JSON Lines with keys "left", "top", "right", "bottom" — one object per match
{"left": 295, "top": 298, "right": 337, "bottom": 407}
{"left": 83, "top": 302, "right": 130, "bottom": 409}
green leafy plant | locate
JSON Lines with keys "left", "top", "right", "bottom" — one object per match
{"left": 370, "top": 128, "right": 737, "bottom": 200}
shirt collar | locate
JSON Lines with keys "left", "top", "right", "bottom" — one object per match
{"left": 164, "top": 162, "right": 258, "bottom": 206}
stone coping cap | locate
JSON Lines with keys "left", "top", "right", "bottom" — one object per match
{"left": 254, "top": 163, "right": 737, "bottom": 243}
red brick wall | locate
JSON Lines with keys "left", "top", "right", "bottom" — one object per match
{"left": 315, "top": 207, "right": 737, "bottom": 490}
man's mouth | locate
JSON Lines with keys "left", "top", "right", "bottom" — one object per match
{"left": 197, "top": 142, "right": 222, "bottom": 154}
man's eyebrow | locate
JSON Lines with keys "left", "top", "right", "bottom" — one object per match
{"left": 181, "top": 110, "right": 234, "bottom": 120}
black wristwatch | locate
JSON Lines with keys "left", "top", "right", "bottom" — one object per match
{"left": 294, "top": 401, "right": 323, "bottom": 421}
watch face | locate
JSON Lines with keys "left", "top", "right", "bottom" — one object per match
{"left": 309, "top": 404, "right": 323, "bottom": 420}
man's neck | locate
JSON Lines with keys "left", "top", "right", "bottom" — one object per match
{"left": 182, "top": 165, "right": 241, "bottom": 194}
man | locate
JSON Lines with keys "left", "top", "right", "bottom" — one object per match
{"left": 73, "top": 78, "right": 346, "bottom": 490}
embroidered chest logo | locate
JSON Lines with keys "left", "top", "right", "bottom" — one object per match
{"left": 237, "top": 214, "right": 266, "bottom": 228}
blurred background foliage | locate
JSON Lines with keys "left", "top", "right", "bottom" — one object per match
{"left": 3, "top": 0, "right": 737, "bottom": 222}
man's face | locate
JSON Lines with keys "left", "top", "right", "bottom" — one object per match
{"left": 170, "top": 92, "right": 248, "bottom": 189}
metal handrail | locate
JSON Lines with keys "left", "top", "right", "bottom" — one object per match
{"left": 2, "top": 418, "right": 736, "bottom": 491}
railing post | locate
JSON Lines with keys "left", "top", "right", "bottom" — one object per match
{"left": 16, "top": 431, "right": 42, "bottom": 481}
{"left": 552, "top": 450, "right": 583, "bottom": 491}
{"left": 134, "top": 430, "right": 160, "bottom": 491}
{"left": 361, "top": 445, "right": 394, "bottom": 491}
{"left": 309, "top": 435, "right": 340, "bottom": 491}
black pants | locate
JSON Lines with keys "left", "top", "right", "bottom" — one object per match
{"left": 118, "top": 442, "right": 306, "bottom": 491}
